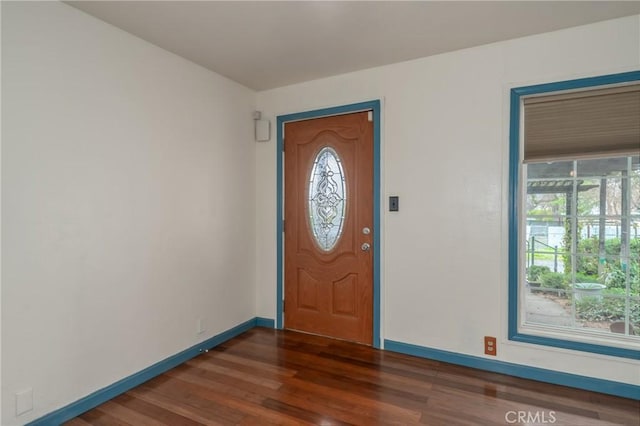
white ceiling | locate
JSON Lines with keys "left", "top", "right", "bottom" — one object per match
{"left": 66, "top": 1, "right": 640, "bottom": 91}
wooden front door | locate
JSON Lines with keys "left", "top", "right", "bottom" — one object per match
{"left": 284, "top": 111, "right": 373, "bottom": 344}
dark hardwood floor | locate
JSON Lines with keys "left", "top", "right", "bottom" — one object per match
{"left": 66, "top": 327, "right": 639, "bottom": 425}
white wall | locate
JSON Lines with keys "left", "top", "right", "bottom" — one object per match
{"left": 1, "top": 2, "right": 256, "bottom": 425}
{"left": 256, "top": 16, "right": 640, "bottom": 385}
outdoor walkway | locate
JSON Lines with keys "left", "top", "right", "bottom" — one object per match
{"left": 525, "top": 291, "right": 573, "bottom": 326}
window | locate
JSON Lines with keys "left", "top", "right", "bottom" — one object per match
{"left": 308, "top": 147, "right": 347, "bottom": 251}
{"left": 509, "top": 72, "right": 640, "bottom": 359}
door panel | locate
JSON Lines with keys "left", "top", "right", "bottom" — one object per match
{"left": 284, "top": 112, "right": 373, "bottom": 344}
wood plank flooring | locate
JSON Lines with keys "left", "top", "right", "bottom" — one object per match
{"left": 66, "top": 328, "right": 639, "bottom": 425}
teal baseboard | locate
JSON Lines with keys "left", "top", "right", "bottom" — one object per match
{"left": 384, "top": 339, "right": 640, "bottom": 401}
{"left": 27, "top": 317, "right": 266, "bottom": 426}
{"left": 26, "top": 322, "right": 636, "bottom": 425}
{"left": 255, "top": 317, "right": 275, "bottom": 328}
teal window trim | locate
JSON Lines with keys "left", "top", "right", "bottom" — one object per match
{"left": 508, "top": 70, "right": 640, "bottom": 360}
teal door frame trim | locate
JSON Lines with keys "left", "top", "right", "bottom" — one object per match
{"left": 276, "top": 100, "right": 382, "bottom": 348}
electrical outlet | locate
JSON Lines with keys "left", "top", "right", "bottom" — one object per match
{"left": 196, "top": 318, "right": 205, "bottom": 335}
{"left": 16, "top": 388, "right": 33, "bottom": 416}
{"left": 484, "top": 336, "right": 497, "bottom": 356}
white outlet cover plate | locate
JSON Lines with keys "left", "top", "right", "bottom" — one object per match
{"left": 16, "top": 388, "right": 33, "bottom": 416}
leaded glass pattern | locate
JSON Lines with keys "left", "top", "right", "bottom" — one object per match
{"left": 308, "top": 147, "right": 346, "bottom": 251}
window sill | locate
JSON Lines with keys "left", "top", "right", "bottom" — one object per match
{"left": 510, "top": 324, "right": 640, "bottom": 360}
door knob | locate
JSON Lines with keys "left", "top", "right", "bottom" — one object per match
{"left": 361, "top": 243, "right": 371, "bottom": 251}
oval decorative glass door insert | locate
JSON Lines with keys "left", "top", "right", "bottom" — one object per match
{"left": 308, "top": 147, "right": 347, "bottom": 251}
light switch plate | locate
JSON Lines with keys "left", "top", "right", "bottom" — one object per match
{"left": 389, "top": 196, "right": 399, "bottom": 212}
